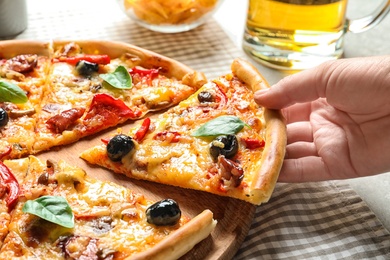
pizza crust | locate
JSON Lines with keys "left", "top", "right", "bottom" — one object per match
{"left": 0, "top": 40, "right": 50, "bottom": 58}
{"left": 232, "top": 58, "right": 287, "bottom": 204}
{"left": 0, "top": 39, "right": 207, "bottom": 89}
{"left": 130, "top": 210, "right": 217, "bottom": 260}
{"left": 51, "top": 40, "right": 207, "bottom": 82}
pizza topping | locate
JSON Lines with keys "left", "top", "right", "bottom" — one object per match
{"left": 0, "top": 81, "right": 28, "bottom": 104}
{"left": 37, "top": 171, "right": 53, "bottom": 186}
{"left": 37, "top": 160, "right": 56, "bottom": 186}
{"left": 97, "top": 248, "right": 117, "bottom": 260}
{"left": 54, "top": 54, "right": 111, "bottom": 65}
{"left": 192, "top": 115, "right": 246, "bottom": 137}
{"left": 20, "top": 217, "right": 60, "bottom": 248}
{"left": 0, "top": 145, "right": 12, "bottom": 160}
{"left": 107, "top": 134, "right": 135, "bottom": 162}
{"left": 22, "top": 195, "right": 75, "bottom": 228}
{"left": 83, "top": 94, "right": 141, "bottom": 133}
{"left": 142, "top": 87, "right": 174, "bottom": 109}
{"left": 42, "top": 103, "right": 63, "bottom": 113}
{"left": 99, "top": 65, "right": 132, "bottom": 89}
{"left": 154, "top": 131, "right": 181, "bottom": 143}
{"left": 218, "top": 155, "right": 244, "bottom": 188}
{"left": 8, "top": 108, "right": 36, "bottom": 120}
{"left": 58, "top": 235, "right": 100, "bottom": 259}
{"left": 46, "top": 107, "right": 86, "bottom": 133}
{"left": 75, "top": 60, "right": 100, "bottom": 77}
{"left": 242, "top": 138, "right": 265, "bottom": 149}
{"left": 0, "top": 161, "right": 20, "bottom": 211}
{"left": 86, "top": 93, "right": 141, "bottom": 119}
{"left": 133, "top": 117, "right": 151, "bottom": 142}
{"left": 129, "top": 67, "right": 159, "bottom": 79}
{"left": 0, "top": 107, "right": 9, "bottom": 128}
{"left": 210, "top": 135, "right": 239, "bottom": 160}
{"left": 5, "top": 54, "right": 38, "bottom": 73}
{"left": 146, "top": 199, "right": 181, "bottom": 226}
{"left": 46, "top": 159, "right": 56, "bottom": 175}
{"left": 197, "top": 91, "right": 214, "bottom": 103}
{"left": 215, "top": 83, "right": 228, "bottom": 108}
{"left": 91, "top": 216, "right": 114, "bottom": 234}
{"left": 56, "top": 42, "right": 81, "bottom": 56}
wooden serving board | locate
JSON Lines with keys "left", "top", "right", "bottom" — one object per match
{"left": 37, "top": 116, "right": 256, "bottom": 260}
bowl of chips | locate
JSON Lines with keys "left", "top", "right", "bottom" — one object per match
{"left": 117, "top": 0, "right": 224, "bottom": 33}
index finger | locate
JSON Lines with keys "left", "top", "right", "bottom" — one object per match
{"left": 254, "top": 61, "right": 333, "bottom": 109}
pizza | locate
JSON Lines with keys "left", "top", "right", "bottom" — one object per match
{"left": 0, "top": 155, "right": 216, "bottom": 259}
{"left": 0, "top": 40, "right": 206, "bottom": 159}
{"left": 0, "top": 40, "right": 286, "bottom": 258}
{"left": 80, "top": 58, "right": 287, "bottom": 205}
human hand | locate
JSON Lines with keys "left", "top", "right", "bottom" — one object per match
{"left": 255, "top": 56, "right": 390, "bottom": 182}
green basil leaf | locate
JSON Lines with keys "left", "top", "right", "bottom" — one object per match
{"left": 192, "top": 115, "right": 246, "bottom": 137}
{"left": 22, "top": 195, "right": 74, "bottom": 228}
{"left": 99, "top": 65, "right": 132, "bottom": 89}
{"left": 0, "top": 81, "right": 28, "bottom": 103}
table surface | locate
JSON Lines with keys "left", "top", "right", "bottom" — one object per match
{"left": 214, "top": 0, "right": 390, "bottom": 232}
{"left": 1, "top": 0, "right": 390, "bottom": 258}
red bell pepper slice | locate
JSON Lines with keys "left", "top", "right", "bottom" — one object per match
{"left": 53, "top": 54, "right": 111, "bottom": 65}
{"left": 242, "top": 138, "right": 265, "bottom": 149}
{"left": 101, "top": 137, "right": 111, "bottom": 145}
{"left": 85, "top": 93, "right": 141, "bottom": 120}
{"left": 0, "top": 145, "right": 12, "bottom": 160}
{"left": 0, "top": 161, "right": 20, "bottom": 211}
{"left": 133, "top": 117, "right": 151, "bottom": 142}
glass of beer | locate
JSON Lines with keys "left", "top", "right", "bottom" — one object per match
{"left": 243, "top": 0, "right": 390, "bottom": 70}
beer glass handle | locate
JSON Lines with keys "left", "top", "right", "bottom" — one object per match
{"left": 348, "top": 0, "right": 390, "bottom": 33}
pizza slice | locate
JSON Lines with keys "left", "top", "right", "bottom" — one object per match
{"left": 80, "top": 58, "right": 287, "bottom": 205}
{"left": 0, "top": 41, "right": 52, "bottom": 159}
{"left": 0, "top": 155, "right": 216, "bottom": 259}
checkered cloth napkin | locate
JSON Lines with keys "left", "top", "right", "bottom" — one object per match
{"left": 10, "top": 1, "right": 390, "bottom": 259}
{"left": 235, "top": 181, "right": 390, "bottom": 259}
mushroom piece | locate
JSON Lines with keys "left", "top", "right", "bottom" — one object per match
{"left": 217, "top": 155, "right": 244, "bottom": 188}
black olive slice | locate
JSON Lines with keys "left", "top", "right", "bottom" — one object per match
{"left": 106, "top": 134, "right": 134, "bottom": 162}
{"left": 146, "top": 199, "right": 181, "bottom": 226}
{"left": 210, "top": 135, "right": 239, "bottom": 160}
{"left": 0, "top": 108, "right": 9, "bottom": 128}
{"left": 75, "top": 60, "right": 99, "bottom": 76}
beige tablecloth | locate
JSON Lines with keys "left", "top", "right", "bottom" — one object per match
{"left": 2, "top": 0, "right": 390, "bottom": 259}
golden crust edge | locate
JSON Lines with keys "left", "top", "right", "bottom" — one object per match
{"left": 0, "top": 39, "right": 207, "bottom": 88}
{"left": 129, "top": 209, "right": 217, "bottom": 260}
{"left": 231, "top": 58, "right": 287, "bottom": 205}
{"left": 51, "top": 40, "right": 201, "bottom": 80}
{"left": 0, "top": 40, "right": 51, "bottom": 57}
